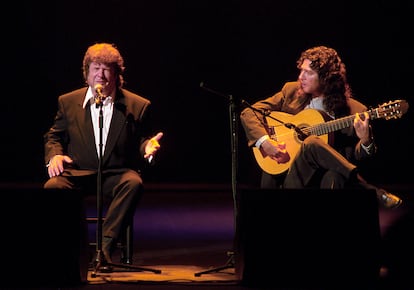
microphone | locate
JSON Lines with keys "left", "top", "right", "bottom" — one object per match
{"left": 94, "top": 84, "right": 106, "bottom": 107}
{"left": 241, "top": 99, "right": 271, "bottom": 116}
{"left": 94, "top": 84, "right": 104, "bottom": 97}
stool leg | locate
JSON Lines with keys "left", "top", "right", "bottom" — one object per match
{"left": 126, "top": 223, "right": 133, "bottom": 264}
{"left": 120, "top": 222, "right": 133, "bottom": 264}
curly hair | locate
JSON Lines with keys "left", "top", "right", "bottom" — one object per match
{"left": 82, "top": 43, "right": 125, "bottom": 88}
{"left": 296, "top": 46, "right": 352, "bottom": 117}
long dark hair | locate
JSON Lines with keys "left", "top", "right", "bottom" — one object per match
{"left": 296, "top": 46, "right": 352, "bottom": 117}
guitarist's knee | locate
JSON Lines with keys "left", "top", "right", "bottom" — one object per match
{"left": 302, "top": 135, "right": 321, "bottom": 147}
{"left": 320, "top": 171, "right": 347, "bottom": 189}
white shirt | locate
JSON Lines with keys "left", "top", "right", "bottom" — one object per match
{"left": 305, "top": 96, "right": 335, "bottom": 119}
{"left": 82, "top": 87, "right": 114, "bottom": 157}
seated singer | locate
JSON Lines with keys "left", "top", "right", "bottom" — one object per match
{"left": 43, "top": 42, "right": 164, "bottom": 265}
{"left": 240, "top": 45, "right": 402, "bottom": 209}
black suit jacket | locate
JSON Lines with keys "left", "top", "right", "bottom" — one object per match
{"left": 44, "top": 87, "right": 153, "bottom": 176}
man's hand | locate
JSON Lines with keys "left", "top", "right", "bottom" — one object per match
{"left": 144, "top": 132, "right": 164, "bottom": 161}
{"left": 47, "top": 154, "right": 73, "bottom": 178}
{"left": 260, "top": 139, "right": 290, "bottom": 164}
{"left": 353, "top": 112, "right": 372, "bottom": 145}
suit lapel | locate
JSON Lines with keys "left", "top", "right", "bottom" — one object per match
{"left": 75, "top": 93, "right": 99, "bottom": 164}
{"left": 103, "top": 97, "right": 127, "bottom": 164}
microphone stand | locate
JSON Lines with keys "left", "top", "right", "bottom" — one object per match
{"left": 193, "top": 93, "right": 308, "bottom": 278}
{"left": 91, "top": 94, "right": 161, "bottom": 278}
{"left": 194, "top": 83, "right": 238, "bottom": 277}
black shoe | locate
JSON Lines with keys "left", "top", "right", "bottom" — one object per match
{"left": 98, "top": 264, "right": 113, "bottom": 273}
{"left": 91, "top": 250, "right": 113, "bottom": 273}
{"left": 377, "top": 189, "right": 402, "bottom": 209}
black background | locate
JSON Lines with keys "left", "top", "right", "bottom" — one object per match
{"left": 3, "top": 0, "right": 412, "bottom": 187}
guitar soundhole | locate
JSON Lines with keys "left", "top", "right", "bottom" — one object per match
{"left": 295, "top": 124, "right": 309, "bottom": 142}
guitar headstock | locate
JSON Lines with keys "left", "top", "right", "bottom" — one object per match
{"left": 373, "top": 99, "right": 409, "bottom": 120}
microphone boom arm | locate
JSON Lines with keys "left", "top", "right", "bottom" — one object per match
{"left": 241, "top": 99, "right": 308, "bottom": 139}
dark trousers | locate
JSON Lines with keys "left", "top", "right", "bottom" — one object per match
{"left": 44, "top": 169, "right": 143, "bottom": 240}
{"left": 261, "top": 135, "right": 358, "bottom": 190}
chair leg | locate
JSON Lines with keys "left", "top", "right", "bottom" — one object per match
{"left": 87, "top": 216, "right": 133, "bottom": 265}
{"left": 120, "top": 222, "right": 133, "bottom": 264}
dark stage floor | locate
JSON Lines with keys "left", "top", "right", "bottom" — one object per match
{"left": 1, "top": 182, "right": 413, "bottom": 289}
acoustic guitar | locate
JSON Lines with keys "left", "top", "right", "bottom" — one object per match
{"left": 253, "top": 99, "right": 409, "bottom": 175}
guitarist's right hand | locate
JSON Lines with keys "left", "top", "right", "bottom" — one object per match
{"left": 259, "top": 139, "right": 290, "bottom": 164}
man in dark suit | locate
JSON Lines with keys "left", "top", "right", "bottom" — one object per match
{"left": 44, "top": 42, "right": 163, "bottom": 265}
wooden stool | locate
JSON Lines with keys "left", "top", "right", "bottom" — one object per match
{"left": 86, "top": 216, "right": 134, "bottom": 265}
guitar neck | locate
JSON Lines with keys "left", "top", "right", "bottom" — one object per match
{"left": 309, "top": 109, "right": 380, "bottom": 136}
{"left": 310, "top": 114, "right": 353, "bottom": 136}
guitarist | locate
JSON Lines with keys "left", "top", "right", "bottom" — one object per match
{"left": 240, "top": 45, "right": 402, "bottom": 209}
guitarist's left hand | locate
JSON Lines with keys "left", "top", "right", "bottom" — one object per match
{"left": 353, "top": 112, "right": 372, "bottom": 145}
